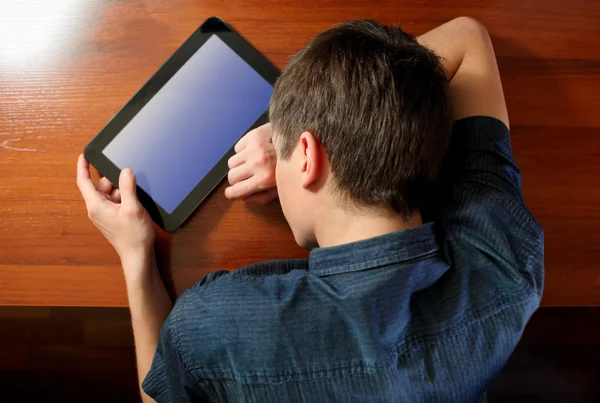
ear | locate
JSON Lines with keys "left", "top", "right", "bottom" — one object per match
{"left": 299, "top": 131, "right": 322, "bottom": 189}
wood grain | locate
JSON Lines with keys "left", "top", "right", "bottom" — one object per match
{"left": 1, "top": 0, "right": 599, "bottom": 306}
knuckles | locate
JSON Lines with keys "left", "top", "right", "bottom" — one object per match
{"left": 263, "top": 170, "right": 276, "bottom": 186}
{"left": 86, "top": 202, "right": 100, "bottom": 220}
{"left": 257, "top": 152, "right": 270, "bottom": 166}
{"left": 121, "top": 205, "right": 141, "bottom": 219}
{"left": 253, "top": 148, "right": 275, "bottom": 167}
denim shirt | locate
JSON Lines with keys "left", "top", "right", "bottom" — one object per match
{"left": 143, "top": 117, "right": 544, "bottom": 402}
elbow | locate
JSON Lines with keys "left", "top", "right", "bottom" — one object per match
{"left": 452, "top": 16, "right": 491, "bottom": 40}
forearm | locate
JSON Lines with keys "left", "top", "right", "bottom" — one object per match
{"left": 417, "top": 17, "right": 509, "bottom": 127}
{"left": 123, "top": 251, "right": 173, "bottom": 403}
{"left": 416, "top": 18, "right": 470, "bottom": 81}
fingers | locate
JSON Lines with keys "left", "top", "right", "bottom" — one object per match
{"left": 98, "top": 176, "right": 120, "bottom": 203}
{"left": 225, "top": 176, "right": 257, "bottom": 199}
{"left": 118, "top": 168, "right": 139, "bottom": 211}
{"left": 76, "top": 154, "right": 101, "bottom": 207}
{"left": 97, "top": 177, "right": 114, "bottom": 195}
{"left": 227, "top": 164, "right": 252, "bottom": 186}
{"left": 227, "top": 148, "right": 247, "bottom": 169}
{"left": 234, "top": 134, "right": 249, "bottom": 153}
{"left": 110, "top": 188, "right": 121, "bottom": 203}
{"left": 227, "top": 123, "right": 277, "bottom": 200}
{"left": 233, "top": 123, "right": 272, "bottom": 153}
{"left": 243, "top": 188, "right": 278, "bottom": 204}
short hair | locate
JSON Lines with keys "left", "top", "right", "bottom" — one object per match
{"left": 269, "top": 20, "right": 452, "bottom": 218}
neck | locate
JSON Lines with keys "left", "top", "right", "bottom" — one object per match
{"left": 313, "top": 205, "right": 423, "bottom": 248}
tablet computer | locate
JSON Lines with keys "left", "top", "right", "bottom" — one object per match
{"left": 84, "top": 17, "right": 279, "bottom": 232}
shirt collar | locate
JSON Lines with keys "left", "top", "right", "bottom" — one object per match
{"left": 308, "top": 222, "right": 439, "bottom": 276}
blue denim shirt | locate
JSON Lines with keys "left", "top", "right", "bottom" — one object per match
{"left": 143, "top": 117, "right": 544, "bottom": 402}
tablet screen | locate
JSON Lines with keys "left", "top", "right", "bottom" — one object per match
{"left": 103, "top": 35, "right": 273, "bottom": 213}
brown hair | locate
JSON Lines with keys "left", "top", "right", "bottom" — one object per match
{"left": 269, "top": 20, "right": 452, "bottom": 218}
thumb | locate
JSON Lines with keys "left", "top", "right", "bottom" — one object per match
{"left": 119, "top": 168, "right": 139, "bottom": 210}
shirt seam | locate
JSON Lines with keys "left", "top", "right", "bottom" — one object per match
{"left": 217, "top": 250, "right": 441, "bottom": 283}
{"left": 452, "top": 168, "right": 524, "bottom": 203}
{"left": 398, "top": 287, "right": 534, "bottom": 356}
{"left": 316, "top": 249, "right": 441, "bottom": 277}
{"left": 489, "top": 184, "right": 545, "bottom": 296}
{"left": 147, "top": 382, "right": 168, "bottom": 401}
{"left": 453, "top": 179, "right": 542, "bottom": 237}
{"left": 172, "top": 294, "right": 219, "bottom": 402}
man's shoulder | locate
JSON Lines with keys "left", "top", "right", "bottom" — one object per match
{"left": 167, "top": 261, "right": 313, "bottom": 377}
{"left": 176, "top": 259, "right": 311, "bottom": 317}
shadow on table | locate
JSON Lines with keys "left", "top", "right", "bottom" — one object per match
{"left": 153, "top": 182, "right": 231, "bottom": 300}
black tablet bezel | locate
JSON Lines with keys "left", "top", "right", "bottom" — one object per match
{"left": 84, "top": 17, "right": 279, "bottom": 232}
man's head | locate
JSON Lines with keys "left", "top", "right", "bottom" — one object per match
{"left": 270, "top": 20, "right": 452, "bottom": 248}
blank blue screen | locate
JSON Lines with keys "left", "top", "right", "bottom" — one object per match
{"left": 103, "top": 35, "right": 273, "bottom": 213}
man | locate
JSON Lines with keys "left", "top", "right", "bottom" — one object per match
{"left": 77, "top": 17, "right": 544, "bottom": 403}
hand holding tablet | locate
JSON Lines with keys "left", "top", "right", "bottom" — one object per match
{"left": 77, "top": 155, "right": 155, "bottom": 263}
{"left": 84, "top": 17, "right": 279, "bottom": 231}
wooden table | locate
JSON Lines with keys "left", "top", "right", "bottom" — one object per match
{"left": 1, "top": 0, "right": 599, "bottom": 307}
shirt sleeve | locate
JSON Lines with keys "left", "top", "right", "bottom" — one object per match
{"left": 142, "top": 270, "right": 230, "bottom": 402}
{"left": 426, "top": 116, "right": 544, "bottom": 297}
{"left": 141, "top": 314, "right": 212, "bottom": 403}
{"left": 441, "top": 116, "right": 525, "bottom": 204}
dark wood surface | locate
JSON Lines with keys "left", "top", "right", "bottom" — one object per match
{"left": 0, "top": 307, "right": 140, "bottom": 403}
{"left": 2, "top": 306, "right": 598, "bottom": 402}
{"left": 1, "top": 0, "right": 599, "bottom": 307}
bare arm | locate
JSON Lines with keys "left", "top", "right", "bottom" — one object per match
{"left": 124, "top": 253, "right": 173, "bottom": 403}
{"left": 417, "top": 17, "right": 509, "bottom": 128}
{"left": 76, "top": 155, "right": 172, "bottom": 403}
